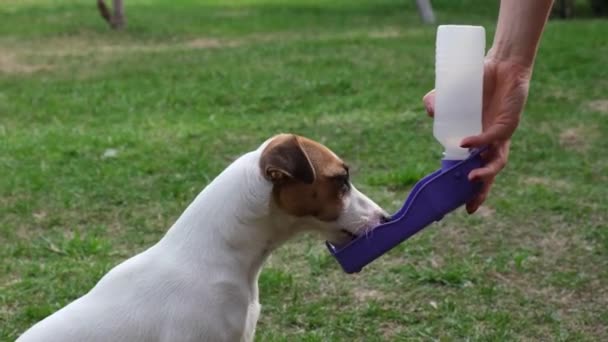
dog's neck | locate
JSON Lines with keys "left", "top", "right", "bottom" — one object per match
{"left": 159, "top": 148, "right": 302, "bottom": 287}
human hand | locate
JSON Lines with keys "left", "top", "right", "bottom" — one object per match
{"left": 423, "top": 58, "right": 532, "bottom": 213}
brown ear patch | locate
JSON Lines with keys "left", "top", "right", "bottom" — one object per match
{"left": 260, "top": 134, "right": 316, "bottom": 184}
{"left": 260, "top": 134, "right": 350, "bottom": 222}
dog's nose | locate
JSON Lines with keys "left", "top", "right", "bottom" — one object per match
{"left": 380, "top": 213, "right": 391, "bottom": 224}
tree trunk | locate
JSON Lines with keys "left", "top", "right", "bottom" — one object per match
{"left": 415, "top": 0, "right": 436, "bottom": 24}
{"left": 557, "top": 0, "right": 574, "bottom": 18}
{"left": 111, "top": 0, "right": 125, "bottom": 29}
{"left": 97, "top": 0, "right": 125, "bottom": 30}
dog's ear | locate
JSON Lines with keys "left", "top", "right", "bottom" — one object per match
{"left": 260, "top": 134, "right": 316, "bottom": 184}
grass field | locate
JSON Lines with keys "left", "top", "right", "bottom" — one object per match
{"left": 1, "top": 0, "right": 607, "bottom": 340}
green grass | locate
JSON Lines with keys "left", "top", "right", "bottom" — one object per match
{"left": 1, "top": 0, "right": 607, "bottom": 340}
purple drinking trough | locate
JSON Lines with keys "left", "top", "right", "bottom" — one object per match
{"left": 326, "top": 148, "right": 485, "bottom": 274}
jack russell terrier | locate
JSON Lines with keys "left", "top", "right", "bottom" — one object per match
{"left": 17, "top": 133, "right": 388, "bottom": 342}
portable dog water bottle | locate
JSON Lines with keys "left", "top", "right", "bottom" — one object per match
{"left": 326, "top": 25, "right": 486, "bottom": 274}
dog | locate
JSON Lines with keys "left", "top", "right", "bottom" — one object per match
{"left": 17, "top": 133, "right": 388, "bottom": 342}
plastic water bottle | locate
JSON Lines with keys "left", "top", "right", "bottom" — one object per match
{"left": 433, "top": 25, "right": 485, "bottom": 160}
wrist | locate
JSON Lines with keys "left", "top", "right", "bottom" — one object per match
{"left": 485, "top": 48, "right": 533, "bottom": 78}
{"left": 486, "top": 42, "right": 538, "bottom": 73}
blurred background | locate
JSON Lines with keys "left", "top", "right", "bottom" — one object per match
{"left": 1, "top": 1, "right": 607, "bottom": 341}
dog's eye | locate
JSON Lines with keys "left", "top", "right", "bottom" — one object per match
{"left": 333, "top": 174, "right": 350, "bottom": 193}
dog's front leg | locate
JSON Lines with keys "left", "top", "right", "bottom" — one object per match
{"left": 241, "top": 300, "right": 261, "bottom": 342}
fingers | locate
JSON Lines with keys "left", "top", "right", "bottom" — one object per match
{"left": 465, "top": 141, "right": 509, "bottom": 214}
{"left": 468, "top": 141, "right": 510, "bottom": 182}
{"left": 468, "top": 156, "right": 507, "bottom": 182}
{"left": 422, "top": 90, "right": 435, "bottom": 117}
{"left": 466, "top": 177, "right": 494, "bottom": 214}
{"left": 460, "top": 123, "right": 514, "bottom": 148}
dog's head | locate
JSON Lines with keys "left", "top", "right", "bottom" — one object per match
{"left": 259, "top": 134, "right": 389, "bottom": 245}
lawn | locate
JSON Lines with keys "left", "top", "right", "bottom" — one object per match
{"left": 1, "top": 0, "right": 607, "bottom": 340}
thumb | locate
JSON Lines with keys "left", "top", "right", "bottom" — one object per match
{"left": 422, "top": 90, "right": 435, "bottom": 117}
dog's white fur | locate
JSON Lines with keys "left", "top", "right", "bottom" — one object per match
{"left": 17, "top": 136, "right": 385, "bottom": 342}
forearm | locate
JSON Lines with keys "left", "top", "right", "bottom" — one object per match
{"left": 488, "top": 0, "right": 554, "bottom": 69}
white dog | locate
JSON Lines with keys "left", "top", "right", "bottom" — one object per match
{"left": 17, "top": 134, "right": 388, "bottom": 342}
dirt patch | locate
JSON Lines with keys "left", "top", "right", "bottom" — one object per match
{"left": 11, "top": 37, "right": 238, "bottom": 59}
{"left": 522, "top": 176, "right": 571, "bottom": 190}
{"left": 538, "top": 231, "right": 569, "bottom": 254}
{"left": 476, "top": 205, "right": 495, "bottom": 218}
{"left": 352, "top": 288, "right": 386, "bottom": 302}
{"left": 490, "top": 268, "right": 606, "bottom": 327}
{"left": 0, "top": 272, "right": 22, "bottom": 290}
{"left": 367, "top": 27, "right": 423, "bottom": 39}
{"left": 186, "top": 38, "right": 239, "bottom": 49}
{"left": 11, "top": 26, "right": 417, "bottom": 60}
{"left": 0, "top": 51, "right": 50, "bottom": 74}
{"left": 544, "top": 86, "right": 578, "bottom": 101}
{"left": 559, "top": 126, "right": 596, "bottom": 152}
{"left": 379, "top": 321, "right": 403, "bottom": 340}
{"left": 367, "top": 28, "right": 403, "bottom": 39}
{"left": 587, "top": 99, "right": 608, "bottom": 114}
{"left": 559, "top": 128, "right": 584, "bottom": 149}
{"left": 0, "top": 27, "right": 419, "bottom": 79}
